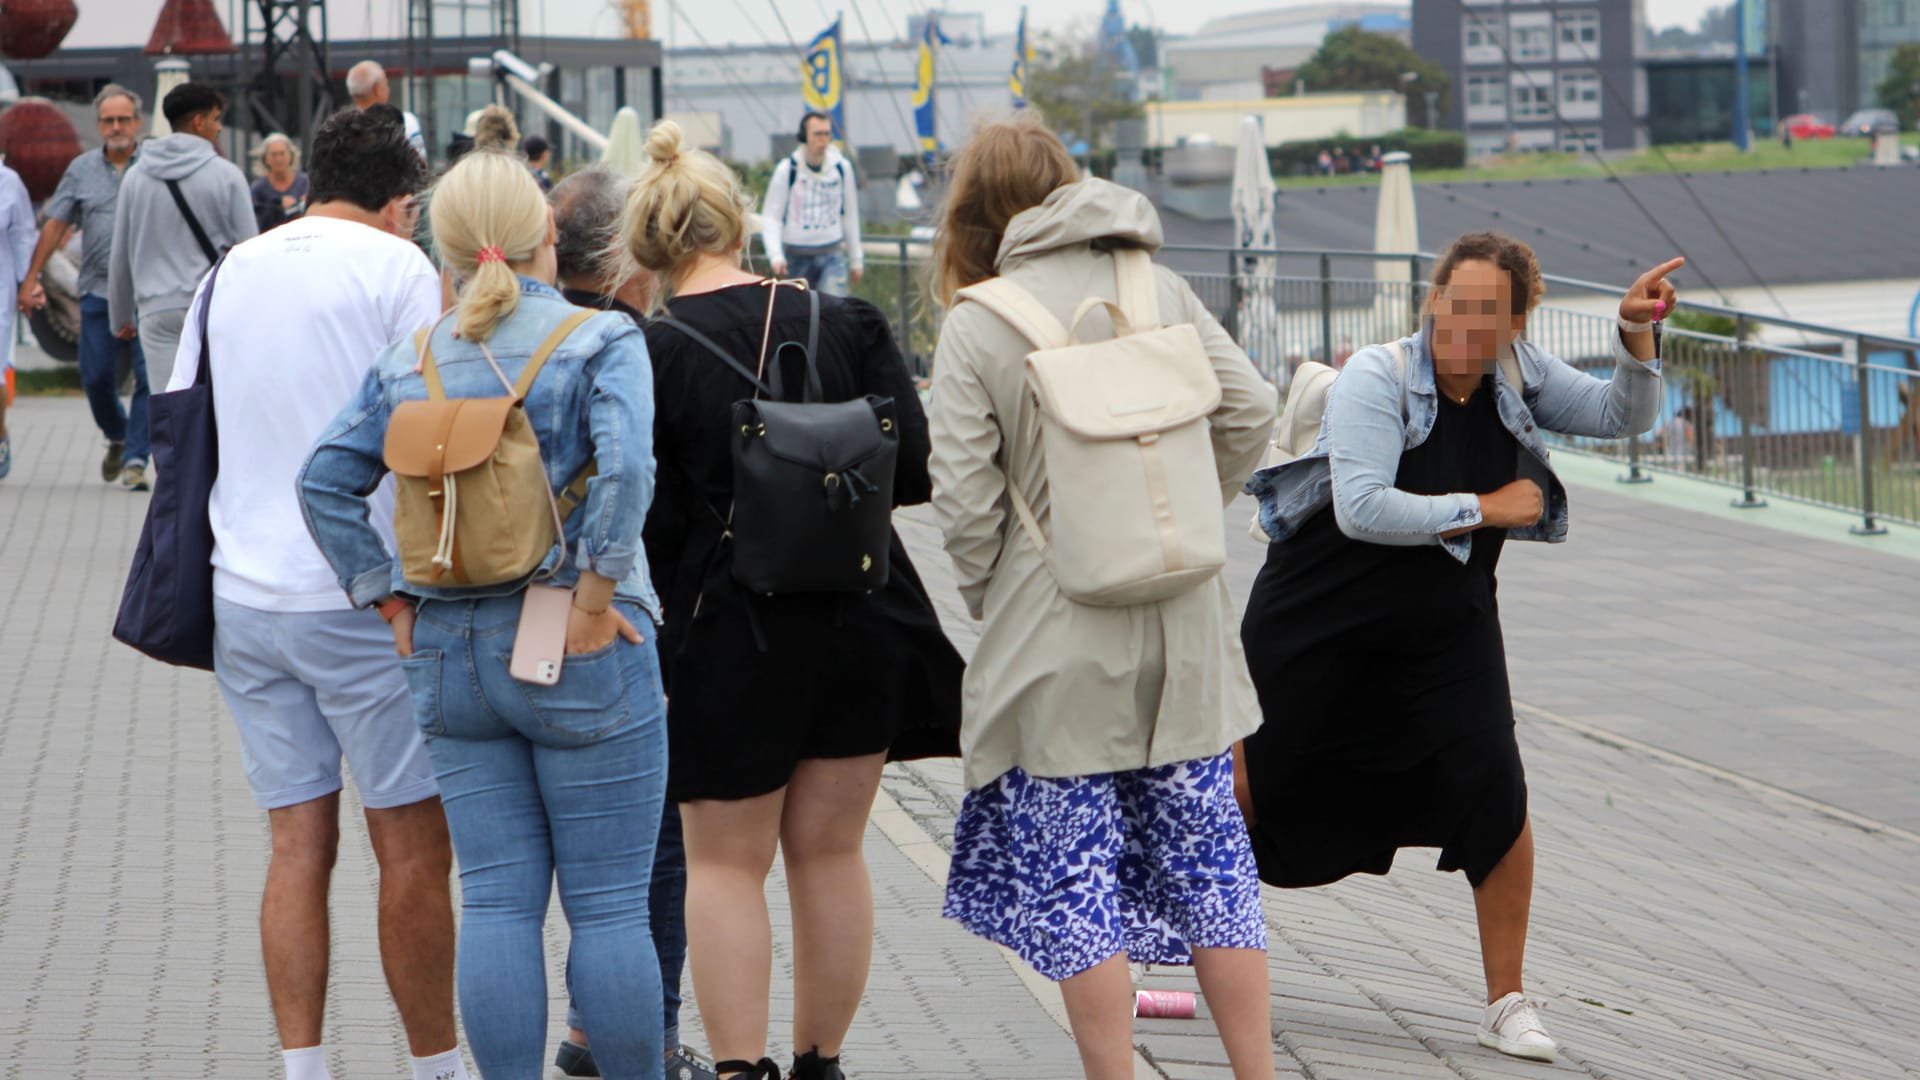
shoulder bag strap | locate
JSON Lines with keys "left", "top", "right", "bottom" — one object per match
{"left": 191, "top": 254, "right": 227, "bottom": 390}
{"left": 164, "top": 179, "right": 220, "bottom": 267}
{"left": 954, "top": 278, "right": 1071, "bottom": 351}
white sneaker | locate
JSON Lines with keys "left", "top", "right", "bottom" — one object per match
{"left": 1478, "top": 992, "right": 1557, "bottom": 1062}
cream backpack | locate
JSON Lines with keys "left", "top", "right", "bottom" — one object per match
{"left": 956, "top": 248, "right": 1226, "bottom": 606}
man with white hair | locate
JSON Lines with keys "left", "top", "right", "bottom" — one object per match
{"left": 347, "top": 60, "right": 427, "bottom": 161}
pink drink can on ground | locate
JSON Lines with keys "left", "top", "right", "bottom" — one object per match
{"left": 1133, "top": 989, "right": 1198, "bottom": 1019}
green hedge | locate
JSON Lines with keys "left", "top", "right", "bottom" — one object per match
{"left": 1268, "top": 128, "right": 1467, "bottom": 176}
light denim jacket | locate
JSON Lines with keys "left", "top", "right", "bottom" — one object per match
{"left": 298, "top": 278, "right": 662, "bottom": 618}
{"left": 1246, "top": 324, "right": 1663, "bottom": 563}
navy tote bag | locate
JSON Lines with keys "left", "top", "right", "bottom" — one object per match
{"left": 112, "top": 257, "right": 225, "bottom": 670}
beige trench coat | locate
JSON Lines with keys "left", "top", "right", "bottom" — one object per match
{"left": 927, "top": 179, "right": 1277, "bottom": 790}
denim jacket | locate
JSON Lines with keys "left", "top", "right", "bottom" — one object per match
{"left": 1246, "top": 324, "right": 1663, "bottom": 563}
{"left": 298, "top": 278, "right": 662, "bottom": 618}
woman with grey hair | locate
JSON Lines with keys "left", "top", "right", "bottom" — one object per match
{"left": 250, "top": 133, "right": 308, "bottom": 232}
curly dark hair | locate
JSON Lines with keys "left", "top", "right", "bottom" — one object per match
{"left": 1425, "top": 231, "right": 1546, "bottom": 316}
{"left": 308, "top": 104, "right": 431, "bottom": 212}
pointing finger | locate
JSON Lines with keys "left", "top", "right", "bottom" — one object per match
{"left": 1640, "top": 256, "right": 1687, "bottom": 289}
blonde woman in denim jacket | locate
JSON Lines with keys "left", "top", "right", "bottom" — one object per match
{"left": 1239, "top": 233, "right": 1679, "bottom": 1065}
{"left": 299, "top": 151, "right": 668, "bottom": 1078}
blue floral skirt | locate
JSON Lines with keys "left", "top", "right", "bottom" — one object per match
{"left": 942, "top": 752, "right": 1267, "bottom": 982}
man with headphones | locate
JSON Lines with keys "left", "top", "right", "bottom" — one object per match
{"left": 761, "top": 111, "right": 863, "bottom": 295}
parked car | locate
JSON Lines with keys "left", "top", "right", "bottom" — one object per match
{"left": 1840, "top": 108, "right": 1901, "bottom": 137}
{"left": 1781, "top": 113, "right": 1836, "bottom": 139}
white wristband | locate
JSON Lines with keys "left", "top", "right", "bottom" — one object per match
{"left": 1618, "top": 315, "right": 1653, "bottom": 334}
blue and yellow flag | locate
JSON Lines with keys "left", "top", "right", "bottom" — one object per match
{"left": 1010, "top": 7, "right": 1031, "bottom": 109}
{"left": 802, "top": 17, "right": 846, "bottom": 140}
{"left": 913, "top": 13, "right": 948, "bottom": 167}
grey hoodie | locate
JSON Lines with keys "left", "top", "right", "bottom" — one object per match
{"left": 107, "top": 132, "right": 256, "bottom": 327}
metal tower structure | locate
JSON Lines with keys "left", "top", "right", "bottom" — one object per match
{"left": 240, "top": 0, "right": 333, "bottom": 152}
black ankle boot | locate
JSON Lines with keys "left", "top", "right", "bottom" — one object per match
{"left": 790, "top": 1047, "right": 845, "bottom": 1080}
{"left": 713, "top": 1057, "right": 780, "bottom": 1080}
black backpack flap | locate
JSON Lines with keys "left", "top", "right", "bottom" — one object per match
{"left": 729, "top": 394, "right": 899, "bottom": 594}
{"left": 743, "top": 394, "right": 896, "bottom": 474}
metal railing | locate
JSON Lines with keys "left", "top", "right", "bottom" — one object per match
{"left": 842, "top": 239, "right": 1920, "bottom": 535}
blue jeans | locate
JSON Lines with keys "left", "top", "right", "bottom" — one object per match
{"left": 566, "top": 800, "right": 688, "bottom": 1046}
{"left": 786, "top": 249, "right": 850, "bottom": 296}
{"left": 78, "top": 294, "right": 149, "bottom": 465}
{"left": 402, "top": 595, "right": 668, "bottom": 1079}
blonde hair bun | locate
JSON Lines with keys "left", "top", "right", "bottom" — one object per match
{"left": 645, "top": 120, "right": 684, "bottom": 166}
{"left": 617, "top": 120, "right": 752, "bottom": 310}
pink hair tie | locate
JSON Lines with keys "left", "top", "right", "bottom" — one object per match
{"left": 476, "top": 246, "right": 507, "bottom": 265}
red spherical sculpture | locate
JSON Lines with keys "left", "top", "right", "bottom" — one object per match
{"left": 0, "top": 0, "right": 80, "bottom": 60}
{"left": 0, "top": 99, "right": 81, "bottom": 203}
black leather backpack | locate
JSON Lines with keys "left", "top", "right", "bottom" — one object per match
{"left": 657, "top": 283, "right": 899, "bottom": 595}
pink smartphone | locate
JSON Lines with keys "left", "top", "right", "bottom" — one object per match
{"left": 509, "top": 584, "right": 573, "bottom": 686}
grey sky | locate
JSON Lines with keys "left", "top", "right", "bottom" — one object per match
{"left": 73, "top": 0, "right": 1728, "bottom": 50}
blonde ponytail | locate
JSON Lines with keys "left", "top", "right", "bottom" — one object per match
{"left": 429, "top": 150, "right": 550, "bottom": 342}
{"left": 618, "top": 120, "right": 752, "bottom": 311}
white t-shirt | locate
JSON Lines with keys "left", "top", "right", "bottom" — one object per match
{"left": 170, "top": 214, "right": 441, "bottom": 612}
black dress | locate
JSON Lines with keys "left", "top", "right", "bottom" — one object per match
{"left": 1239, "top": 375, "right": 1527, "bottom": 888}
{"left": 642, "top": 283, "right": 963, "bottom": 802}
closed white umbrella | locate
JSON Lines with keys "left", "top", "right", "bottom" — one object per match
{"left": 601, "top": 106, "right": 645, "bottom": 175}
{"left": 150, "top": 57, "right": 191, "bottom": 136}
{"left": 1229, "top": 115, "right": 1281, "bottom": 384}
{"left": 1373, "top": 150, "right": 1420, "bottom": 340}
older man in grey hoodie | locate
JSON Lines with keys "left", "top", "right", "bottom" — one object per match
{"left": 107, "top": 82, "right": 255, "bottom": 410}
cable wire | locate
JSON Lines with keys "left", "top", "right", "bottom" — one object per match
{"left": 666, "top": 0, "right": 785, "bottom": 130}
{"left": 847, "top": 0, "right": 926, "bottom": 154}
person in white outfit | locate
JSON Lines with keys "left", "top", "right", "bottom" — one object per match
{"left": 0, "top": 161, "right": 36, "bottom": 480}
{"left": 760, "top": 111, "right": 863, "bottom": 295}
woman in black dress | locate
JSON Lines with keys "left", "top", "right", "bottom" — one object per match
{"left": 1238, "top": 233, "right": 1680, "bottom": 1063}
{"left": 616, "top": 119, "right": 963, "bottom": 1080}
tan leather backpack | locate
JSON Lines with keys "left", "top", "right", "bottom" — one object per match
{"left": 382, "top": 310, "right": 596, "bottom": 587}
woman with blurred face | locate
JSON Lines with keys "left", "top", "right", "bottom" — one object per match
{"left": 1238, "top": 232, "right": 1679, "bottom": 1064}
{"left": 250, "top": 133, "right": 309, "bottom": 232}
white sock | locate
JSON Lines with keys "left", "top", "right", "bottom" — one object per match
{"left": 283, "top": 1045, "right": 333, "bottom": 1080}
{"left": 410, "top": 1047, "right": 471, "bottom": 1080}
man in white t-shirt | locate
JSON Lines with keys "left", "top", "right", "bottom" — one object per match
{"left": 347, "top": 59, "right": 428, "bottom": 162}
{"left": 169, "top": 107, "right": 469, "bottom": 1080}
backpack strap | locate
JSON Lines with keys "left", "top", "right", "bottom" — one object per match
{"left": 1111, "top": 248, "right": 1161, "bottom": 329}
{"left": 513, "top": 309, "right": 599, "bottom": 398}
{"left": 654, "top": 316, "right": 776, "bottom": 396}
{"left": 954, "top": 277, "right": 1070, "bottom": 351}
{"left": 414, "top": 327, "right": 446, "bottom": 400}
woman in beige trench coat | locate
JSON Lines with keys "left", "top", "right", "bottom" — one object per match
{"left": 925, "top": 116, "right": 1279, "bottom": 1080}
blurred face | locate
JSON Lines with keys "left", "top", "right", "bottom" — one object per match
{"left": 803, "top": 117, "right": 833, "bottom": 158}
{"left": 1429, "top": 258, "right": 1526, "bottom": 375}
{"left": 264, "top": 142, "right": 293, "bottom": 172}
{"left": 96, "top": 96, "right": 139, "bottom": 153}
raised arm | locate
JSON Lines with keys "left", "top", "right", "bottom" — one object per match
{"left": 1528, "top": 257, "right": 1678, "bottom": 439}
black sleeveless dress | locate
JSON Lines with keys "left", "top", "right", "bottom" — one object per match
{"left": 1238, "top": 375, "right": 1528, "bottom": 888}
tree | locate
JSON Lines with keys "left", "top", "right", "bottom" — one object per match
{"left": 1292, "top": 26, "right": 1451, "bottom": 128}
{"left": 1028, "top": 39, "right": 1144, "bottom": 152}
{"left": 1876, "top": 43, "right": 1920, "bottom": 132}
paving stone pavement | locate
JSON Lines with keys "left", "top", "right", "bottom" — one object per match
{"left": 5, "top": 397, "right": 1920, "bottom": 1077}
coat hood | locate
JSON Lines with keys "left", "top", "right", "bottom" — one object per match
{"left": 994, "top": 178, "right": 1164, "bottom": 272}
{"left": 135, "top": 132, "right": 223, "bottom": 181}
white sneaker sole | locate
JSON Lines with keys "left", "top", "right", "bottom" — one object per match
{"left": 1478, "top": 1030, "right": 1558, "bottom": 1062}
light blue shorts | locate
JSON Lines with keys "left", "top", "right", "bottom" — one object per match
{"left": 212, "top": 597, "right": 439, "bottom": 811}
